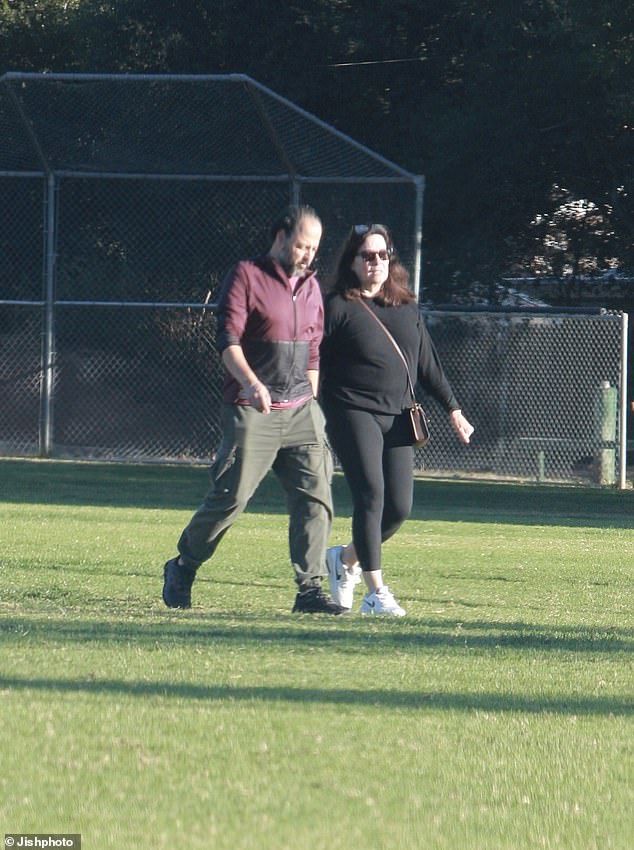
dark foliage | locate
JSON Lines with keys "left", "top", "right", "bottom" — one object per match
{"left": 1, "top": 0, "right": 632, "bottom": 301}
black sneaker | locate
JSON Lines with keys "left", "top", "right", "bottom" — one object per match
{"left": 162, "top": 557, "right": 197, "bottom": 608}
{"left": 292, "top": 585, "right": 346, "bottom": 615}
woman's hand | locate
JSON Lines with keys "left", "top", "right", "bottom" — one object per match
{"left": 450, "top": 409, "right": 474, "bottom": 444}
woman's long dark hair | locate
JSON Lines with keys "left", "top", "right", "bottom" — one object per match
{"left": 331, "top": 223, "right": 414, "bottom": 306}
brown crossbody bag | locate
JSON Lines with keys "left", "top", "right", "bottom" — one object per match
{"left": 359, "top": 300, "right": 430, "bottom": 448}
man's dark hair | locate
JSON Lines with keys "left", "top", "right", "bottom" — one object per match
{"left": 269, "top": 204, "right": 320, "bottom": 242}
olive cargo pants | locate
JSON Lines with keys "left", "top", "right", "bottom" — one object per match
{"left": 177, "top": 399, "right": 333, "bottom": 588}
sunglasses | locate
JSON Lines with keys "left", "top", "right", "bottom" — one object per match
{"left": 354, "top": 223, "right": 387, "bottom": 235}
{"left": 356, "top": 249, "right": 391, "bottom": 263}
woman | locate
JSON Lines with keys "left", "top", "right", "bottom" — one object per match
{"left": 320, "top": 224, "right": 474, "bottom": 615}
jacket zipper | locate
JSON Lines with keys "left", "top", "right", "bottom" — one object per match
{"left": 280, "top": 283, "right": 299, "bottom": 402}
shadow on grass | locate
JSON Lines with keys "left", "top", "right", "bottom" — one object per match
{"left": 1, "top": 458, "right": 633, "bottom": 528}
{"left": 1, "top": 613, "right": 632, "bottom": 655}
{"left": 0, "top": 673, "right": 631, "bottom": 716}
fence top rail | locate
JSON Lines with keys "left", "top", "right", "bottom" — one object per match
{"left": 57, "top": 300, "right": 219, "bottom": 310}
{"left": 426, "top": 305, "right": 623, "bottom": 318}
{"left": 1, "top": 71, "right": 421, "bottom": 182}
{"left": 1, "top": 299, "right": 626, "bottom": 319}
{"left": 0, "top": 300, "right": 45, "bottom": 307}
{"left": 37, "top": 171, "right": 415, "bottom": 184}
{"left": 2, "top": 72, "right": 254, "bottom": 83}
{"left": 0, "top": 170, "right": 44, "bottom": 178}
{"left": 0, "top": 299, "right": 220, "bottom": 309}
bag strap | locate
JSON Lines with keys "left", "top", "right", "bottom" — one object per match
{"left": 358, "top": 299, "right": 417, "bottom": 403}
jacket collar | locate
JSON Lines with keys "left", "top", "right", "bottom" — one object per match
{"left": 258, "top": 254, "right": 317, "bottom": 288}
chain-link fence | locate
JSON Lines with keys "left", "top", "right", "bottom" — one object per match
{"left": 0, "top": 71, "right": 424, "bottom": 304}
{"left": 416, "top": 308, "right": 628, "bottom": 487}
{"left": 0, "top": 299, "right": 628, "bottom": 486}
{"left": 0, "top": 73, "right": 629, "bottom": 486}
{"left": 0, "top": 70, "right": 422, "bottom": 455}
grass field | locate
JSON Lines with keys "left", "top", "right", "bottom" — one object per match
{"left": 1, "top": 458, "right": 633, "bottom": 850}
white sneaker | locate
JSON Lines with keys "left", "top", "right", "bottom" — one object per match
{"left": 360, "top": 586, "right": 406, "bottom": 617}
{"left": 325, "top": 545, "right": 362, "bottom": 610}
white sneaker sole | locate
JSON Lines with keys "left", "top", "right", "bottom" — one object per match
{"left": 326, "top": 546, "right": 361, "bottom": 611}
{"left": 361, "top": 598, "right": 406, "bottom": 617}
{"left": 325, "top": 546, "right": 345, "bottom": 607}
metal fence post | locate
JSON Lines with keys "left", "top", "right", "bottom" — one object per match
{"left": 598, "top": 380, "right": 617, "bottom": 486}
{"left": 413, "top": 176, "right": 425, "bottom": 301}
{"left": 39, "top": 172, "right": 57, "bottom": 457}
{"left": 618, "top": 312, "right": 629, "bottom": 490}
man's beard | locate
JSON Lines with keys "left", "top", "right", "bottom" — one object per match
{"left": 279, "top": 248, "right": 306, "bottom": 277}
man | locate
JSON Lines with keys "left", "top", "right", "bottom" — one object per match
{"left": 162, "top": 205, "right": 343, "bottom": 614}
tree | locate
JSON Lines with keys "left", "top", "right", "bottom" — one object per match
{"left": 1, "top": 0, "right": 632, "bottom": 301}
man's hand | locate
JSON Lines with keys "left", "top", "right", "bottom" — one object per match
{"left": 222, "top": 345, "right": 272, "bottom": 414}
{"left": 245, "top": 380, "right": 272, "bottom": 414}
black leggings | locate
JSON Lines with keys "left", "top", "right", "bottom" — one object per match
{"left": 324, "top": 403, "right": 414, "bottom": 572}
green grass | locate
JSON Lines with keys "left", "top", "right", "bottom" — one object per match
{"left": 1, "top": 458, "right": 633, "bottom": 850}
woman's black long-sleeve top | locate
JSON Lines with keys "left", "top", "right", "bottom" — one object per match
{"left": 319, "top": 292, "right": 459, "bottom": 415}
